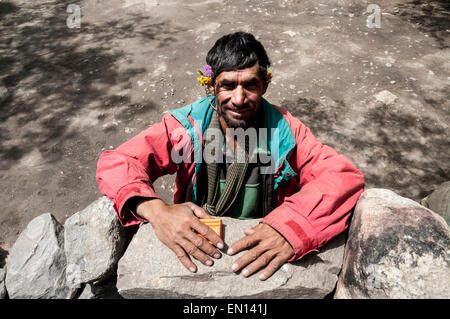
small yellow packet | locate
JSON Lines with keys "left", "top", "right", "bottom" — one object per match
{"left": 199, "top": 218, "right": 222, "bottom": 239}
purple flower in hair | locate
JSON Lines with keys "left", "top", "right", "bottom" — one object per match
{"left": 202, "top": 64, "right": 214, "bottom": 78}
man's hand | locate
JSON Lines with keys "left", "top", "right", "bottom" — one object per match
{"left": 136, "top": 199, "right": 224, "bottom": 273}
{"left": 227, "top": 223, "right": 294, "bottom": 280}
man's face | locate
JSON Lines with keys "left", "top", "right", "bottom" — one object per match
{"left": 210, "top": 64, "right": 267, "bottom": 129}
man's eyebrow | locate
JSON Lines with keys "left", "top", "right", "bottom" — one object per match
{"left": 219, "top": 77, "right": 259, "bottom": 85}
{"left": 243, "top": 77, "right": 258, "bottom": 84}
{"left": 219, "top": 79, "right": 236, "bottom": 86}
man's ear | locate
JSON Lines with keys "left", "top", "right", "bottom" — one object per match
{"left": 261, "top": 82, "right": 268, "bottom": 95}
{"left": 208, "top": 83, "right": 215, "bottom": 95}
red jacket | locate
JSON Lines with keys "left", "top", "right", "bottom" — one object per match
{"left": 96, "top": 97, "right": 364, "bottom": 261}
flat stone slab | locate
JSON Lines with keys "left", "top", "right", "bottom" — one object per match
{"left": 117, "top": 217, "right": 345, "bottom": 298}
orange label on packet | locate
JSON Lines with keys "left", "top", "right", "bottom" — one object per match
{"left": 199, "top": 218, "right": 222, "bottom": 239}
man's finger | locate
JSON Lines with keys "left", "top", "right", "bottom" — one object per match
{"left": 178, "top": 238, "right": 214, "bottom": 267}
{"left": 171, "top": 243, "right": 197, "bottom": 273}
{"left": 259, "top": 257, "right": 287, "bottom": 281}
{"left": 230, "top": 246, "right": 264, "bottom": 273}
{"left": 240, "top": 251, "right": 274, "bottom": 277}
{"left": 185, "top": 202, "right": 211, "bottom": 219}
{"left": 191, "top": 218, "right": 224, "bottom": 250}
{"left": 185, "top": 230, "right": 222, "bottom": 259}
{"left": 227, "top": 232, "right": 259, "bottom": 256}
{"left": 243, "top": 227, "right": 257, "bottom": 236}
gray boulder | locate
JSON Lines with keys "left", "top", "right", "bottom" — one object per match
{"left": 5, "top": 213, "right": 75, "bottom": 299}
{"left": 421, "top": 181, "right": 450, "bottom": 226}
{"left": 335, "top": 188, "right": 450, "bottom": 299}
{"left": 64, "top": 196, "right": 136, "bottom": 288}
{"left": 0, "top": 268, "right": 6, "bottom": 299}
{"left": 117, "top": 217, "right": 345, "bottom": 298}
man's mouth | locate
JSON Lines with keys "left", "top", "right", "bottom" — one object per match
{"left": 226, "top": 108, "right": 251, "bottom": 118}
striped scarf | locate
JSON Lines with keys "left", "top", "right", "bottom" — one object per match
{"left": 202, "top": 111, "right": 251, "bottom": 216}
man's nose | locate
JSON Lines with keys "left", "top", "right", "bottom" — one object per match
{"left": 231, "top": 86, "right": 246, "bottom": 107}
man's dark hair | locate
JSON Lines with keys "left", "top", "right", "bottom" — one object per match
{"left": 206, "top": 32, "right": 271, "bottom": 83}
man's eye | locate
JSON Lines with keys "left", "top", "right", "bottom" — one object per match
{"left": 244, "top": 83, "right": 258, "bottom": 91}
{"left": 221, "top": 84, "right": 234, "bottom": 90}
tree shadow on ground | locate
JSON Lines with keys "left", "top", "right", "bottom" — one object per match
{"left": 284, "top": 97, "right": 450, "bottom": 201}
{"left": 0, "top": 1, "right": 18, "bottom": 18}
{"left": 0, "top": 0, "right": 182, "bottom": 170}
{"left": 394, "top": 0, "right": 450, "bottom": 49}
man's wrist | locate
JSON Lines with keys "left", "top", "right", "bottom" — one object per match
{"left": 135, "top": 197, "right": 166, "bottom": 221}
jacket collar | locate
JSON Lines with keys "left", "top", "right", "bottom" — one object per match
{"left": 168, "top": 96, "right": 298, "bottom": 196}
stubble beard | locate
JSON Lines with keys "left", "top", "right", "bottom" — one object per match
{"left": 215, "top": 101, "right": 261, "bottom": 130}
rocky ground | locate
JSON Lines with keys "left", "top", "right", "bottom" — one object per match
{"left": 0, "top": 0, "right": 449, "bottom": 248}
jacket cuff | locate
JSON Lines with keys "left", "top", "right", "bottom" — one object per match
{"left": 114, "top": 182, "right": 160, "bottom": 227}
{"left": 263, "top": 206, "right": 319, "bottom": 262}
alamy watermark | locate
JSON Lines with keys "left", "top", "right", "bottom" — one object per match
{"left": 66, "top": 4, "right": 81, "bottom": 29}
{"left": 366, "top": 4, "right": 381, "bottom": 29}
{"left": 170, "top": 125, "right": 280, "bottom": 175}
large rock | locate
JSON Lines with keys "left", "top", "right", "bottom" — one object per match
{"left": 335, "top": 188, "right": 450, "bottom": 299}
{"left": 5, "top": 213, "right": 75, "bottom": 299}
{"left": 421, "top": 181, "right": 450, "bottom": 226}
{"left": 117, "top": 218, "right": 345, "bottom": 298}
{"left": 0, "top": 268, "right": 6, "bottom": 299}
{"left": 64, "top": 196, "right": 136, "bottom": 288}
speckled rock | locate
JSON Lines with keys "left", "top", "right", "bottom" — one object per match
{"left": 335, "top": 188, "right": 450, "bottom": 299}
{"left": 5, "top": 213, "right": 75, "bottom": 299}
{"left": 64, "top": 196, "right": 137, "bottom": 288}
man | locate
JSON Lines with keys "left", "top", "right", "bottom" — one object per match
{"left": 96, "top": 32, "right": 364, "bottom": 281}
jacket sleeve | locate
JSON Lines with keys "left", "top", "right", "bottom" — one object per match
{"left": 262, "top": 118, "right": 365, "bottom": 261}
{"left": 96, "top": 113, "right": 185, "bottom": 226}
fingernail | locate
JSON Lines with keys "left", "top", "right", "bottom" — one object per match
{"left": 227, "top": 248, "right": 233, "bottom": 255}
{"left": 217, "top": 242, "right": 224, "bottom": 249}
{"left": 259, "top": 273, "right": 266, "bottom": 280}
{"left": 231, "top": 263, "right": 238, "bottom": 271}
{"left": 189, "top": 267, "right": 196, "bottom": 273}
{"left": 206, "top": 260, "right": 213, "bottom": 266}
{"left": 214, "top": 253, "right": 221, "bottom": 259}
{"left": 242, "top": 269, "right": 249, "bottom": 277}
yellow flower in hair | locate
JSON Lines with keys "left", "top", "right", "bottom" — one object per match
{"left": 204, "top": 77, "right": 212, "bottom": 85}
{"left": 266, "top": 70, "right": 272, "bottom": 84}
{"left": 197, "top": 75, "right": 212, "bottom": 86}
{"left": 196, "top": 64, "right": 214, "bottom": 87}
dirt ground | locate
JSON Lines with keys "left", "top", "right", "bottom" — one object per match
{"left": 0, "top": 0, "right": 449, "bottom": 248}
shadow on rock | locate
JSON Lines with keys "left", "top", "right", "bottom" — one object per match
{"left": 0, "top": 247, "right": 8, "bottom": 268}
{"left": 0, "top": 2, "right": 18, "bottom": 19}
